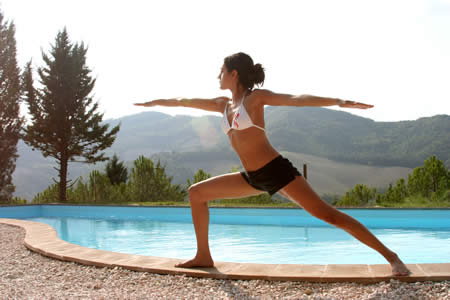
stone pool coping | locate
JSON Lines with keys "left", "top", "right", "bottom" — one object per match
{"left": 1, "top": 218, "right": 449, "bottom": 283}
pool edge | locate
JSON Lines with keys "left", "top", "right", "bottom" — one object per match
{"left": 2, "top": 218, "right": 449, "bottom": 283}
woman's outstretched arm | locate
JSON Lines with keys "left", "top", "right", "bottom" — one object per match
{"left": 134, "top": 97, "right": 230, "bottom": 113}
{"left": 256, "top": 89, "right": 373, "bottom": 109}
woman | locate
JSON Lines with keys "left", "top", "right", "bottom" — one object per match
{"left": 134, "top": 52, "right": 410, "bottom": 276}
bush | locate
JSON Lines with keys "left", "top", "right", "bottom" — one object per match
{"left": 335, "top": 184, "right": 376, "bottom": 207}
{"left": 128, "top": 156, "right": 185, "bottom": 202}
{"left": 32, "top": 184, "right": 60, "bottom": 203}
{"left": 11, "top": 197, "right": 27, "bottom": 204}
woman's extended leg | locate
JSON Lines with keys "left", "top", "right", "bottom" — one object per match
{"left": 175, "top": 172, "right": 264, "bottom": 268}
{"left": 280, "top": 176, "right": 410, "bottom": 276}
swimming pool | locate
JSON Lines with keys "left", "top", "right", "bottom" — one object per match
{"left": 1, "top": 205, "right": 449, "bottom": 264}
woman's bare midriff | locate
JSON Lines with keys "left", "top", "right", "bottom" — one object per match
{"left": 227, "top": 128, "right": 279, "bottom": 171}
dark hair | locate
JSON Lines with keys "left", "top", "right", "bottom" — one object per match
{"left": 224, "top": 52, "right": 265, "bottom": 90}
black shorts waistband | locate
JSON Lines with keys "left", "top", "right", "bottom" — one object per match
{"left": 245, "top": 155, "right": 285, "bottom": 176}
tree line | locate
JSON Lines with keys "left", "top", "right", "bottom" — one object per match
{"left": 29, "top": 153, "right": 448, "bottom": 207}
{"left": 30, "top": 155, "right": 281, "bottom": 205}
{"left": 334, "top": 155, "right": 450, "bottom": 207}
{"left": 31, "top": 155, "right": 186, "bottom": 204}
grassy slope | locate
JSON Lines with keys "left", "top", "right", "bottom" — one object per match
{"left": 282, "top": 152, "right": 412, "bottom": 195}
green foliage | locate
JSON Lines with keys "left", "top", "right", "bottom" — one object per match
{"left": 128, "top": 156, "right": 156, "bottom": 202}
{"left": 187, "top": 169, "right": 211, "bottom": 187}
{"left": 67, "top": 173, "right": 129, "bottom": 204}
{"left": 22, "top": 28, "right": 120, "bottom": 202}
{"left": 87, "top": 170, "right": 113, "bottom": 203}
{"left": 374, "top": 178, "right": 410, "bottom": 205}
{"left": 127, "top": 156, "right": 185, "bottom": 202}
{"left": 0, "top": 10, "right": 23, "bottom": 203}
{"left": 106, "top": 154, "right": 128, "bottom": 185}
{"left": 394, "top": 178, "right": 409, "bottom": 199}
{"left": 408, "top": 155, "right": 449, "bottom": 198}
{"left": 33, "top": 156, "right": 185, "bottom": 204}
{"left": 377, "top": 195, "right": 450, "bottom": 208}
{"left": 335, "top": 184, "right": 376, "bottom": 207}
{"left": 70, "top": 177, "right": 89, "bottom": 203}
{"left": 10, "top": 197, "right": 27, "bottom": 204}
{"left": 31, "top": 154, "right": 449, "bottom": 208}
{"left": 32, "top": 183, "right": 60, "bottom": 203}
{"left": 0, "top": 196, "right": 28, "bottom": 205}
{"left": 338, "top": 155, "right": 449, "bottom": 207}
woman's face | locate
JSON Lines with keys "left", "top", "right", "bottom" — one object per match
{"left": 218, "top": 64, "right": 235, "bottom": 90}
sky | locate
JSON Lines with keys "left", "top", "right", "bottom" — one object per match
{"left": 1, "top": 0, "right": 450, "bottom": 122}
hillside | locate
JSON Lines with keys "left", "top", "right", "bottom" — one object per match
{"left": 12, "top": 107, "right": 449, "bottom": 199}
{"left": 264, "top": 107, "right": 450, "bottom": 167}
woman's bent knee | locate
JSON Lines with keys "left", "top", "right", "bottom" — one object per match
{"left": 188, "top": 184, "right": 208, "bottom": 204}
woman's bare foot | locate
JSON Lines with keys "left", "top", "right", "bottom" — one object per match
{"left": 389, "top": 253, "right": 410, "bottom": 276}
{"left": 175, "top": 255, "right": 214, "bottom": 268}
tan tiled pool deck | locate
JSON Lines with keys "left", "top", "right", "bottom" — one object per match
{"left": 1, "top": 218, "right": 449, "bottom": 283}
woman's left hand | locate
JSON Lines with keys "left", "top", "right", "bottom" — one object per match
{"left": 338, "top": 100, "right": 374, "bottom": 109}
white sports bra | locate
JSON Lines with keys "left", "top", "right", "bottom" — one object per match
{"left": 221, "top": 93, "right": 265, "bottom": 134}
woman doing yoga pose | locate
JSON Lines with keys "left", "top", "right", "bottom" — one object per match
{"left": 134, "top": 52, "right": 410, "bottom": 276}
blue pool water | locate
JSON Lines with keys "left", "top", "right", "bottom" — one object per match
{"left": 1, "top": 205, "right": 449, "bottom": 264}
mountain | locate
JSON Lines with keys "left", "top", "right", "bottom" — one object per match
{"left": 12, "top": 107, "right": 449, "bottom": 200}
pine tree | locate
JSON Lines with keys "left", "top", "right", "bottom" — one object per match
{"left": 22, "top": 28, "right": 120, "bottom": 202}
{"left": 105, "top": 154, "right": 128, "bottom": 185}
{"left": 0, "top": 10, "right": 23, "bottom": 203}
{"left": 408, "top": 155, "right": 449, "bottom": 198}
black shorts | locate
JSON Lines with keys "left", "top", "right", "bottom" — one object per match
{"left": 240, "top": 155, "right": 302, "bottom": 196}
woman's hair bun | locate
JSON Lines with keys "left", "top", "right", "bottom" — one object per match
{"left": 252, "top": 63, "right": 265, "bottom": 87}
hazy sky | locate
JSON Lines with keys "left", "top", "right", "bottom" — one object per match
{"left": 2, "top": 0, "right": 450, "bottom": 122}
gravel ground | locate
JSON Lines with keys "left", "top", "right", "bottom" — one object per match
{"left": 0, "top": 224, "right": 448, "bottom": 300}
